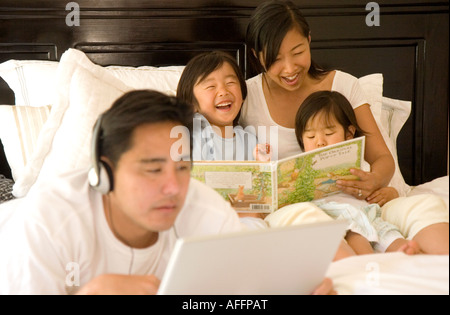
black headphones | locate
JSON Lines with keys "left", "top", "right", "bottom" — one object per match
{"left": 88, "top": 114, "right": 114, "bottom": 194}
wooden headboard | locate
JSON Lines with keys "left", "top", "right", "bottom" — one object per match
{"left": 0, "top": 0, "right": 448, "bottom": 186}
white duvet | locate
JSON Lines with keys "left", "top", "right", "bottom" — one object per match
{"left": 327, "top": 253, "right": 449, "bottom": 295}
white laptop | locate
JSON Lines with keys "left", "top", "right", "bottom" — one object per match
{"left": 158, "top": 220, "right": 347, "bottom": 295}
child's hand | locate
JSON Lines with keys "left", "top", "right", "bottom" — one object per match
{"left": 253, "top": 143, "right": 272, "bottom": 161}
{"left": 366, "top": 187, "right": 399, "bottom": 206}
{"left": 238, "top": 212, "right": 268, "bottom": 220}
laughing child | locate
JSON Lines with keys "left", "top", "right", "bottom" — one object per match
{"left": 177, "top": 51, "right": 270, "bottom": 161}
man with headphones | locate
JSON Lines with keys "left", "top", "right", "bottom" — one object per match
{"left": 0, "top": 90, "right": 244, "bottom": 294}
{"left": 0, "top": 89, "right": 335, "bottom": 295}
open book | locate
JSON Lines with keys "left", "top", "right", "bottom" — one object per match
{"left": 191, "top": 137, "right": 365, "bottom": 213}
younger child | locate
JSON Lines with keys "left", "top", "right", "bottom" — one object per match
{"left": 295, "top": 90, "right": 398, "bottom": 207}
{"left": 266, "top": 90, "right": 449, "bottom": 258}
{"left": 177, "top": 51, "right": 270, "bottom": 161}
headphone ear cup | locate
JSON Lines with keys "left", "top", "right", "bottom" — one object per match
{"left": 96, "top": 161, "right": 114, "bottom": 195}
{"left": 88, "top": 114, "right": 115, "bottom": 195}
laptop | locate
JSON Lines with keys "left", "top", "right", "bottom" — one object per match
{"left": 157, "top": 220, "right": 347, "bottom": 295}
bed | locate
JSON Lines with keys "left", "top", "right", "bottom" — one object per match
{"left": 0, "top": 0, "right": 448, "bottom": 295}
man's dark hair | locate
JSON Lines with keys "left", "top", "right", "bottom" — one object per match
{"left": 99, "top": 90, "right": 194, "bottom": 166}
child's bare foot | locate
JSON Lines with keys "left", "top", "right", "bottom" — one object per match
{"left": 397, "top": 240, "right": 422, "bottom": 255}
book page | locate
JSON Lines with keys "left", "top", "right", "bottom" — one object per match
{"left": 190, "top": 137, "right": 364, "bottom": 213}
{"left": 191, "top": 162, "right": 275, "bottom": 213}
{"left": 276, "top": 137, "right": 365, "bottom": 208}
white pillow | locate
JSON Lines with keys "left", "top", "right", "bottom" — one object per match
{"left": 12, "top": 49, "right": 186, "bottom": 197}
{"left": 0, "top": 59, "right": 184, "bottom": 108}
{"left": 12, "top": 49, "right": 133, "bottom": 197}
{"left": 0, "top": 60, "right": 58, "bottom": 107}
{"left": 357, "top": 73, "right": 411, "bottom": 196}
{"left": 107, "top": 65, "right": 184, "bottom": 94}
{"left": 358, "top": 73, "right": 383, "bottom": 122}
{"left": 0, "top": 105, "right": 51, "bottom": 181}
{"left": 380, "top": 96, "right": 411, "bottom": 144}
{"left": 379, "top": 96, "right": 412, "bottom": 196}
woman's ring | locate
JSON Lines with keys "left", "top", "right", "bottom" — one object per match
{"left": 358, "top": 189, "right": 363, "bottom": 197}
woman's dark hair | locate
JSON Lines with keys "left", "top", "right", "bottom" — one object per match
{"left": 177, "top": 51, "right": 247, "bottom": 126}
{"left": 246, "top": 0, "right": 329, "bottom": 78}
{"left": 99, "top": 90, "right": 194, "bottom": 165}
{"left": 295, "top": 90, "right": 367, "bottom": 150}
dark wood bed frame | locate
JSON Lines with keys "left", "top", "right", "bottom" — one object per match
{"left": 0, "top": 0, "right": 448, "bottom": 185}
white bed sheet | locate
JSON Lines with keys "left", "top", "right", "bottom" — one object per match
{"left": 0, "top": 198, "right": 22, "bottom": 239}
{"left": 327, "top": 252, "right": 449, "bottom": 295}
{"left": 0, "top": 198, "right": 20, "bottom": 222}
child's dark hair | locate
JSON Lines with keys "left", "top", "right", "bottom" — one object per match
{"left": 295, "top": 90, "right": 366, "bottom": 150}
{"left": 176, "top": 51, "right": 247, "bottom": 126}
{"left": 99, "top": 90, "right": 194, "bottom": 166}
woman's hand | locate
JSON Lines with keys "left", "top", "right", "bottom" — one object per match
{"left": 76, "top": 274, "right": 161, "bottom": 295}
{"left": 336, "top": 168, "right": 382, "bottom": 200}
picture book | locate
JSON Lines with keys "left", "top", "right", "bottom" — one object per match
{"left": 191, "top": 136, "right": 365, "bottom": 213}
